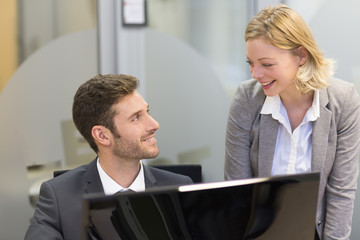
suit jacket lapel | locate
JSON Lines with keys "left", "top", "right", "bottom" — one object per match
{"left": 83, "top": 158, "right": 104, "bottom": 194}
{"left": 312, "top": 89, "right": 331, "bottom": 172}
{"left": 143, "top": 165, "right": 157, "bottom": 188}
{"left": 83, "top": 160, "right": 156, "bottom": 192}
{"left": 258, "top": 114, "right": 279, "bottom": 177}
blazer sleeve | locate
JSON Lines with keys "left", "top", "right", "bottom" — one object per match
{"left": 225, "top": 82, "right": 257, "bottom": 180}
{"left": 25, "top": 181, "right": 64, "bottom": 240}
{"left": 323, "top": 84, "right": 360, "bottom": 239}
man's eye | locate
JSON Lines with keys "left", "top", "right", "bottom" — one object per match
{"left": 132, "top": 115, "right": 139, "bottom": 121}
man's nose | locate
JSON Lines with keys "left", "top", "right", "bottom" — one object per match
{"left": 148, "top": 115, "right": 160, "bottom": 131}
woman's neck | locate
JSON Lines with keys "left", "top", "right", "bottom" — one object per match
{"left": 280, "top": 89, "right": 314, "bottom": 132}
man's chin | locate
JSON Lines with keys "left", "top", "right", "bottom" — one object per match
{"left": 145, "top": 148, "right": 160, "bottom": 159}
{"left": 151, "top": 150, "right": 160, "bottom": 159}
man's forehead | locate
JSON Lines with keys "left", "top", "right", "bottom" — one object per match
{"left": 114, "top": 91, "right": 148, "bottom": 116}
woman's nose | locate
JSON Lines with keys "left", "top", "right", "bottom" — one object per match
{"left": 251, "top": 66, "right": 264, "bottom": 80}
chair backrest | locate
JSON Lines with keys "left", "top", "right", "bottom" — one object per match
{"left": 53, "top": 169, "right": 69, "bottom": 178}
{"left": 151, "top": 164, "right": 202, "bottom": 183}
{"left": 54, "top": 164, "right": 202, "bottom": 183}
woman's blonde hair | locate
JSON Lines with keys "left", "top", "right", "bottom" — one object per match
{"left": 245, "top": 4, "right": 334, "bottom": 94}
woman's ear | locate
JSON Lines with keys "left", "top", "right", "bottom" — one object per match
{"left": 297, "top": 46, "right": 309, "bottom": 66}
{"left": 92, "top": 125, "right": 111, "bottom": 147}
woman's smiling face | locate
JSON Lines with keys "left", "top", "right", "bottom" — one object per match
{"left": 246, "top": 38, "right": 303, "bottom": 97}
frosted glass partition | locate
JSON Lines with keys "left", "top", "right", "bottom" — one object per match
{"left": 145, "top": 29, "right": 230, "bottom": 182}
{"left": 0, "top": 29, "right": 97, "bottom": 238}
{"left": 147, "top": 0, "right": 250, "bottom": 95}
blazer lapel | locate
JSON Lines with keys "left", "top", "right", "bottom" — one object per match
{"left": 312, "top": 89, "right": 331, "bottom": 172}
{"left": 83, "top": 158, "right": 104, "bottom": 194}
{"left": 258, "top": 114, "right": 279, "bottom": 177}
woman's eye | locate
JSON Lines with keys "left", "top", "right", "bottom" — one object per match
{"left": 263, "top": 64, "right": 273, "bottom": 67}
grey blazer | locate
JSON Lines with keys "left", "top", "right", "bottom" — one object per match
{"left": 25, "top": 159, "right": 193, "bottom": 240}
{"left": 225, "top": 78, "right": 360, "bottom": 240}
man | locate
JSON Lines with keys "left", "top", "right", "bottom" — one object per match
{"left": 25, "top": 74, "right": 193, "bottom": 240}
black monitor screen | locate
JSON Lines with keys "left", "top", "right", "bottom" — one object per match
{"left": 81, "top": 172, "right": 319, "bottom": 240}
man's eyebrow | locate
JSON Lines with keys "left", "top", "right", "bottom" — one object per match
{"left": 127, "top": 110, "right": 140, "bottom": 121}
{"left": 128, "top": 105, "right": 150, "bottom": 120}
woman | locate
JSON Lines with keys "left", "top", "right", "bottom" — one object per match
{"left": 225, "top": 4, "right": 360, "bottom": 239}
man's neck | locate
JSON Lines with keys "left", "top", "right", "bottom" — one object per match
{"left": 98, "top": 154, "right": 141, "bottom": 188}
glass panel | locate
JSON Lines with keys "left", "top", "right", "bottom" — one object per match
{"left": 147, "top": 0, "right": 251, "bottom": 96}
{"left": 0, "top": 0, "right": 97, "bottom": 93}
{"left": 18, "top": 0, "right": 97, "bottom": 62}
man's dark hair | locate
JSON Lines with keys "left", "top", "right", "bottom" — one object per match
{"left": 72, "top": 74, "right": 139, "bottom": 152}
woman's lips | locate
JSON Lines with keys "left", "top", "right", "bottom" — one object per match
{"left": 260, "top": 80, "right": 275, "bottom": 89}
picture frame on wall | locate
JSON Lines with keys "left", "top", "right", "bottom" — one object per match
{"left": 122, "top": 0, "right": 147, "bottom": 27}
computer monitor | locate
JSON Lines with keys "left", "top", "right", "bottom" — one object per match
{"left": 81, "top": 172, "right": 319, "bottom": 240}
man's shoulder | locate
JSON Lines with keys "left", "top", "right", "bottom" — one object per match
{"left": 46, "top": 160, "right": 95, "bottom": 188}
{"left": 145, "top": 165, "right": 193, "bottom": 185}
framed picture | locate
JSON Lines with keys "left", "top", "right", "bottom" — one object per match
{"left": 122, "top": 0, "right": 147, "bottom": 27}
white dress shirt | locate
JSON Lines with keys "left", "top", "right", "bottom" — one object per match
{"left": 97, "top": 158, "right": 146, "bottom": 195}
{"left": 260, "top": 90, "right": 320, "bottom": 175}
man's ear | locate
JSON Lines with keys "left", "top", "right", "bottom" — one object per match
{"left": 297, "top": 46, "right": 309, "bottom": 66}
{"left": 92, "top": 125, "right": 111, "bottom": 147}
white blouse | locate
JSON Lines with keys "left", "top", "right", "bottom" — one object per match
{"left": 260, "top": 90, "right": 320, "bottom": 175}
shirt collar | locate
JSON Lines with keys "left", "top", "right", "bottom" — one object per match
{"left": 260, "top": 94, "right": 281, "bottom": 117}
{"left": 97, "top": 158, "right": 146, "bottom": 195}
{"left": 309, "top": 90, "right": 320, "bottom": 121}
{"left": 260, "top": 90, "right": 320, "bottom": 122}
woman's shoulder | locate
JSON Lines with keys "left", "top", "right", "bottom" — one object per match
{"left": 324, "top": 77, "right": 360, "bottom": 109}
{"left": 328, "top": 77, "right": 354, "bottom": 89}
{"left": 228, "top": 79, "right": 266, "bottom": 120}
{"left": 326, "top": 77, "right": 358, "bottom": 98}
{"left": 235, "top": 78, "right": 265, "bottom": 98}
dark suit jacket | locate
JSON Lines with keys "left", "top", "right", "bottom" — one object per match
{"left": 25, "top": 159, "right": 193, "bottom": 240}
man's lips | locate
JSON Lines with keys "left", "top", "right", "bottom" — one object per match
{"left": 142, "top": 136, "right": 157, "bottom": 143}
{"left": 144, "top": 137, "right": 155, "bottom": 141}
